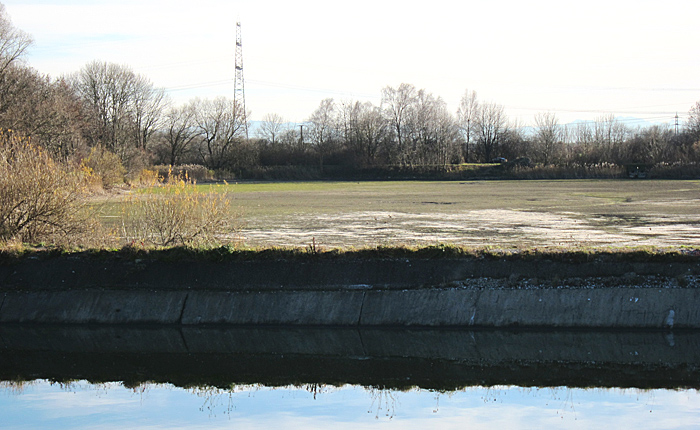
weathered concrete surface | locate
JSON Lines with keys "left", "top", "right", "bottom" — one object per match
{"left": 1, "top": 285, "right": 699, "bottom": 327}
{"left": 0, "top": 255, "right": 698, "bottom": 327}
{"left": 181, "top": 290, "right": 365, "bottom": 325}
{"left": 360, "top": 287, "right": 700, "bottom": 328}
{"left": 471, "top": 288, "right": 700, "bottom": 328}
{"left": 0, "top": 290, "right": 187, "bottom": 324}
{"left": 360, "top": 289, "right": 478, "bottom": 326}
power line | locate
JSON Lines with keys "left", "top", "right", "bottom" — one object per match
{"left": 165, "top": 79, "right": 233, "bottom": 92}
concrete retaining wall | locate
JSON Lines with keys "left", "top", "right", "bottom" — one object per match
{"left": 360, "top": 287, "right": 700, "bottom": 327}
{"left": 1, "top": 255, "right": 698, "bottom": 328}
{"left": 2, "top": 286, "right": 699, "bottom": 328}
{"left": 180, "top": 290, "right": 365, "bottom": 325}
{"left": 0, "top": 290, "right": 187, "bottom": 324}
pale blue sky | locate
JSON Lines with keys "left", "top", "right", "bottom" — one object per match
{"left": 3, "top": 0, "right": 700, "bottom": 126}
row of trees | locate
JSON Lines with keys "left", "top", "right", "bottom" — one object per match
{"left": 257, "top": 86, "right": 700, "bottom": 171}
{"left": 2, "top": 3, "right": 700, "bottom": 180}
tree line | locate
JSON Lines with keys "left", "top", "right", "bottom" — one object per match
{"left": 2, "top": 4, "right": 700, "bottom": 181}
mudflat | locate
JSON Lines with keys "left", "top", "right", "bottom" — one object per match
{"left": 216, "top": 179, "right": 700, "bottom": 248}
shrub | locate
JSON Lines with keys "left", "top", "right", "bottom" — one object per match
{"left": 648, "top": 163, "right": 700, "bottom": 179}
{"left": 82, "top": 145, "right": 126, "bottom": 189}
{"left": 120, "top": 176, "right": 237, "bottom": 247}
{"left": 0, "top": 130, "right": 95, "bottom": 244}
{"left": 151, "top": 164, "right": 213, "bottom": 183}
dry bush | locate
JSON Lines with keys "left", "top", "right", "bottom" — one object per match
{"left": 152, "top": 164, "right": 213, "bottom": 183}
{"left": 0, "top": 130, "right": 96, "bottom": 244}
{"left": 121, "top": 176, "right": 237, "bottom": 247}
{"left": 133, "top": 168, "right": 160, "bottom": 187}
{"left": 82, "top": 145, "right": 126, "bottom": 189}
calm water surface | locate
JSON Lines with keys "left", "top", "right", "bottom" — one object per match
{"left": 1, "top": 381, "right": 698, "bottom": 429}
{"left": 2, "top": 326, "right": 699, "bottom": 429}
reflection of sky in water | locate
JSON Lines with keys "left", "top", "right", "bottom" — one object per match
{"left": 2, "top": 381, "right": 699, "bottom": 429}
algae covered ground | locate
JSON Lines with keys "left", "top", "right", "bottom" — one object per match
{"left": 188, "top": 179, "right": 700, "bottom": 249}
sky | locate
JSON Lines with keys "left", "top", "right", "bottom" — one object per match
{"left": 3, "top": 0, "right": 700, "bottom": 127}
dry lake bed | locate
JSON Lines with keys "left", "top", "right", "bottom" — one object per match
{"left": 221, "top": 179, "right": 700, "bottom": 249}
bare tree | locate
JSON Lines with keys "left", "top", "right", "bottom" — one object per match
{"left": 257, "top": 112, "right": 287, "bottom": 145}
{"left": 533, "top": 111, "right": 563, "bottom": 165}
{"left": 160, "top": 101, "right": 200, "bottom": 165}
{"left": 194, "top": 97, "right": 247, "bottom": 169}
{"left": 456, "top": 89, "right": 478, "bottom": 163}
{"left": 571, "top": 121, "right": 594, "bottom": 164}
{"left": 356, "top": 102, "right": 390, "bottom": 165}
{"left": 0, "top": 5, "right": 36, "bottom": 133}
{"left": 307, "top": 98, "right": 337, "bottom": 172}
{"left": 624, "top": 124, "right": 672, "bottom": 164}
{"left": 433, "top": 99, "right": 460, "bottom": 166}
{"left": 474, "top": 101, "right": 508, "bottom": 162}
{"left": 0, "top": 64, "right": 88, "bottom": 159}
{"left": 131, "top": 74, "right": 166, "bottom": 150}
{"left": 409, "top": 90, "right": 458, "bottom": 166}
{"left": 337, "top": 100, "right": 389, "bottom": 166}
{"left": 71, "top": 61, "right": 165, "bottom": 169}
{"left": 381, "top": 83, "right": 417, "bottom": 166}
{"left": 0, "top": 4, "right": 32, "bottom": 74}
{"left": 592, "top": 114, "right": 628, "bottom": 163}
{"left": 687, "top": 101, "right": 700, "bottom": 140}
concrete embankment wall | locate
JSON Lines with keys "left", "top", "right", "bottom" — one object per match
{"left": 1, "top": 256, "right": 699, "bottom": 328}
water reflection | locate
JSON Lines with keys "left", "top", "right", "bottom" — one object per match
{"left": 2, "top": 326, "right": 698, "bottom": 390}
{"left": 1, "top": 326, "right": 699, "bottom": 428}
{"left": 2, "top": 380, "right": 699, "bottom": 429}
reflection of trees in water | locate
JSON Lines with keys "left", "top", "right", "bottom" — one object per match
{"left": 367, "top": 386, "right": 399, "bottom": 419}
{"left": 189, "top": 383, "right": 337, "bottom": 417}
{"left": 181, "top": 383, "right": 663, "bottom": 421}
{"left": 548, "top": 387, "right": 578, "bottom": 421}
{"left": 192, "top": 385, "right": 234, "bottom": 418}
{"left": 480, "top": 385, "right": 509, "bottom": 404}
{"left": 0, "top": 380, "right": 37, "bottom": 394}
{"left": 471, "top": 385, "right": 583, "bottom": 420}
{"left": 189, "top": 384, "right": 265, "bottom": 418}
{"left": 303, "top": 383, "right": 330, "bottom": 399}
{"left": 0, "top": 379, "right": 671, "bottom": 421}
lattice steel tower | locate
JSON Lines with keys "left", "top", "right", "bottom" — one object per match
{"left": 234, "top": 21, "right": 249, "bottom": 139}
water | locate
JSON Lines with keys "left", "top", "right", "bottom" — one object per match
{"left": 2, "top": 381, "right": 698, "bottom": 429}
{"left": 1, "top": 326, "right": 699, "bottom": 428}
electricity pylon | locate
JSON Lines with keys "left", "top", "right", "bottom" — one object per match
{"left": 234, "top": 21, "right": 249, "bottom": 139}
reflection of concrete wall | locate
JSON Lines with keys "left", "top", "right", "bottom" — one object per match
{"left": 2, "top": 286, "right": 700, "bottom": 328}
{"left": 1, "top": 326, "right": 698, "bottom": 389}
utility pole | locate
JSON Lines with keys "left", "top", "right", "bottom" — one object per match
{"left": 234, "top": 21, "right": 249, "bottom": 139}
